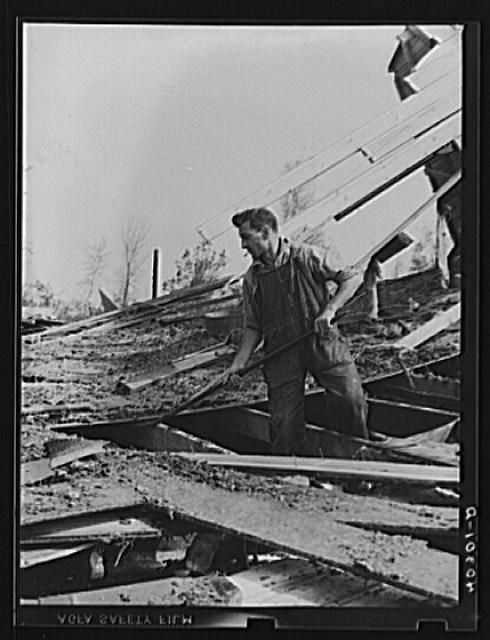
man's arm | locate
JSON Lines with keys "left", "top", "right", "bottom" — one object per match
{"left": 315, "top": 271, "right": 363, "bottom": 334}
{"left": 228, "top": 327, "right": 262, "bottom": 373}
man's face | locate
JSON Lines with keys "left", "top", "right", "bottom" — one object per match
{"left": 238, "top": 221, "right": 270, "bottom": 260}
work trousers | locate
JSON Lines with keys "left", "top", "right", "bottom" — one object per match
{"left": 263, "top": 331, "right": 369, "bottom": 455}
{"left": 255, "top": 252, "right": 369, "bottom": 455}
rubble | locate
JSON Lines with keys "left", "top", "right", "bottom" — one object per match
{"left": 19, "top": 264, "right": 462, "bottom": 606}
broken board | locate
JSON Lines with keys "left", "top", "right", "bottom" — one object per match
{"left": 21, "top": 472, "right": 458, "bottom": 603}
{"left": 395, "top": 303, "right": 461, "bottom": 349}
{"left": 21, "top": 440, "right": 107, "bottom": 486}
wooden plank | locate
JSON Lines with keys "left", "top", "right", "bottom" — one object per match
{"left": 228, "top": 558, "right": 430, "bottom": 607}
{"left": 286, "top": 113, "right": 461, "bottom": 241}
{"left": 21, "top": 515, "right": 162, "bottom": 542}
{"left": 349, "top": 171, "right": 461, "bottom": 269}
{"left": 338, "top": 521, "right": 458, "bottom": 554}
{"left": 367, "top": 397, "right": 457, "bottom": 435}
{"left": 170, "top": 405, "right": 458, "bottom": 465}
{"left": 53, "top": 420, "right": 231, "bottom": 454}
{"left": 372, "top": 440, "right": 459, "bottom": 468}
{"left": 21, "top": 440, "right": 107, "bottom": 486}
{"left": 170, "top": 407, "right": 271, "bottom": 446}
{"left": 22, "top": 490, "right": 458, "bottom": 547}
{"left": 29, "top": 276, "right": 232, "bottom": 341}
{"left": 35, "top": 573, "right": 242, "bottom": 606}
{"left": 168, "top": 406, "right": 441, "bottom": 464}
{"left": 20, "top": 468, "right": 459, "bottom": 602}
{"left": 86, "top": 286, "right": 236, "bottom": 336}
{"left": 379, "top": 385, "right": 459, "bottom": 414}
{"left": 304, "top": 392, "right": 458, "bottom": 437}
{"left": 175, "top": 453, "right": 459, "bottom": 487}
{"left": 305, "top": 422, "right": 459, "bottom": 466}
{"left": 143, "top": 477, "right": 461, "bottom": 602}
{"left": 116, "top": 342, "right": 234, "bottom": 394}
{"left": 133, "top": 423, "right": 232, "bottom": 454}
{"left": 396, "top": 303, "right": 461, "bottom": 349}
{"left": 21, "top": 402, "right": 95, "bottom": 416}
{"left": 51, "top": 402, "right": 456, "bottom": 465}
{"left": 366, "top": 380, "right": 460, "bottom": 413}
{"left": 378, "top": 422, "right": 455, "bottom": 446}
{"left": 20, "top": 544, "right": 94, "bottom": 569}
{"left": 198, "top": 69, "right": 460, "bottom": 241}
{"left": 21, "top": 505, "right": 150, "bottom": 536}
{"left": 167, "top": 491, "right": 458, "bottom": 603}
{"left": 20, "top": 518, "right": 162, "bottom": 549}
{"left": 408, "top": 30, "right": 461, "bottom": 92}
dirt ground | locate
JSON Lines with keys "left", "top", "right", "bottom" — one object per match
{"left": 19, "top": 268, "right": 461, "bottom": 605}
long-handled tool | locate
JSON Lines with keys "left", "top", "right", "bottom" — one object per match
{"left": 160, "top": 328, "right": 315, "bottom": 419}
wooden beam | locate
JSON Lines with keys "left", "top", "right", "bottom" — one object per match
{"left": 52, "top": 420, "right": 231, "bottom": 455}
{"left": 407, "top": 30, "right": 461, "bottom": 92}
{"left": 116, "top": 341, "right": 234, "bottom": 394}
{"left": 21, "top": 440, "right": 107, "bottom": 486}
{"left": 20, "top": 466, "right": 459, "bottom": 603}
{"left": 304, "top": 391, "right": 458, "bottom": 438}
{"left": 287, "top": 114, "right": 461, "bottom": 242}
{"left": 396, "top": 303, "right": 461, "bottom": 349}
{"left": 198, "top": 69, "right": 460, "bottom": 241}
{"left": 168, "top": 405, "right": 452, "bottom": 465}
{"left": 175, "top": 453, "right": 459, "bottom": 487}
{"left": 129, "top": 422, "right": 232, "bottom": 454}
{"left": 366, "top": 380, "right": 460, "bottom": 413}
{"left": 170, "top": 404, "right": 459, "bottom": 465}
{"left": 21, "top": 504, "right": 150, "bottom": 536}
{"left": 51, "top": 402, "right": 456, "bottom": 465}
{"left": 339, "top": 521, "right": 458, "bottom": 554}
{"left": 20, "top": 544, "right": 94, "bottom": 569}
{"left": 351, "top": 171, "right": 461, "bottom": 269}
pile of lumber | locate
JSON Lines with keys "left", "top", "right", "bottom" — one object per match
{"left": 24, "top": 277, "right": 240, "bottom": 342}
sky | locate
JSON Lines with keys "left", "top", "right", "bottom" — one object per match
{"left": 22, "top": 23, "right": 460, "bottom": 303}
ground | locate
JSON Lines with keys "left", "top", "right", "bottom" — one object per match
{"left": 19, "top": 266, "right": 461, "bottom": 606}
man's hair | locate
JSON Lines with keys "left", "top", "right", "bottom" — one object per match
{"left": 231, "top": 207, "right": 278, "bottom": 233}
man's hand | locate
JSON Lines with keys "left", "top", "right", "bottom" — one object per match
{"left": 314, "top": 306, "right": 336, "bottom": 336}
{"left": 222, "top": 362, "right": 243, "bottom": 386}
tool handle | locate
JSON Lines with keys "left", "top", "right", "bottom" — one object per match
{"left": 162, "top": 321, "right": 336, "bottom": 418}
{"left": 162, "top": 371, "right": 229, "bottom": 418}
{"left": 236, "top": 329, "right": 315, "bottom": 376}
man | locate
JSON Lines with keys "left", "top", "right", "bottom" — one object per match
{"left": 225, "top": 207, "right": 369, "bottom": 455}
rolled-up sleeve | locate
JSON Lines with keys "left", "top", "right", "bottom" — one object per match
{"left": 304, "top": 244, "right": 360, "bottom": 285}
{"left": 242, "top": 275, "right": 261, "bottom": 332}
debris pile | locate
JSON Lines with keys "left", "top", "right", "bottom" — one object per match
{"left": 20, "top": 264, "right": 462, "bottom": 607}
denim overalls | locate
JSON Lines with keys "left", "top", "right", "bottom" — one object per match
{"left": 254, "top": 249, "right": 368, "bottom": 454}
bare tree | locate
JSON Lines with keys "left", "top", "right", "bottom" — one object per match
{"left": 81, "top": 237, "right": 110, "bottom": 314}
{"left": 117, "top": 213, "right": 150, "bottom": 306}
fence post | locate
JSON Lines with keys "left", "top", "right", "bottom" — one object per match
{"left": 152, "top": 249, "right": 159, "bottom": 299}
